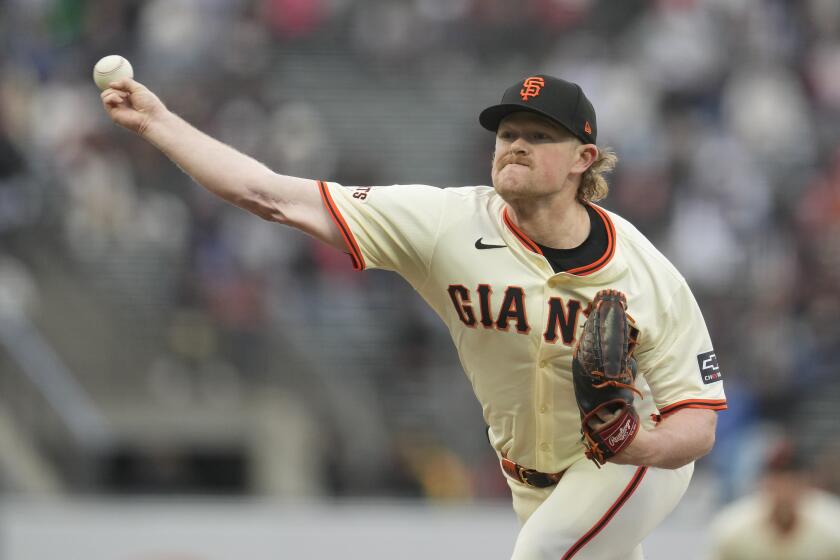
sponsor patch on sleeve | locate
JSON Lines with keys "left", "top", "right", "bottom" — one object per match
{"left": 697, "top": 350, "right": 722, "bottom": 384}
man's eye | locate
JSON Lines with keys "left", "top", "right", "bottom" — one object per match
{"left": 499, "top": 131, "right": 513, "bottom": 140}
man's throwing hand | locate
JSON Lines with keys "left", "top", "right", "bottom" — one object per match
{"left": 100, "top": 78, "right": 167, "bottom": 135}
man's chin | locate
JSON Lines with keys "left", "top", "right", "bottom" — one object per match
{"left": 494, "top": 190, "right": 528, "bottom": 205}
{"left": 492, "top": 179, "right": 529, "bottom": 202}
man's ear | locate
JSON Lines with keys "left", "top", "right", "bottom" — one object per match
{"left": 573, "top": 144, "right": 599, "bottom": 174}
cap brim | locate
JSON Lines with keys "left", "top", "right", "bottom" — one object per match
{"left": 479, "top": 103, "right": 567, "bottom": 133}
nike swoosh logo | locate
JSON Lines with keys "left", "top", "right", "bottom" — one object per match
{"left": 475, "top": 238, "right": 507, "bottom": 250}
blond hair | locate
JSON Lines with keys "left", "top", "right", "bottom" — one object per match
{"left": 577, "top": 146, "right": 617, "bottom": 203}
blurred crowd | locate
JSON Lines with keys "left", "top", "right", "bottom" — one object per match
{"left": 2, "top": 0, "right": 840, "bottom": 502}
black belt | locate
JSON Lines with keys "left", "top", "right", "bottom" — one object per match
{"left": 501, "top": 457, "right": 564, "bottom": 488}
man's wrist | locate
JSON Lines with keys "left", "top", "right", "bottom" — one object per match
{"left": 611, "top": 427, "right": 657, "bottom": 466}
{"left": 142, "top": 110, "right": 180, "bottom": 149}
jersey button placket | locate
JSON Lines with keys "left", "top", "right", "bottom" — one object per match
{"left": 536, "top": 362, "right": 552, "bottom": 461}
{"left": 535, "top": 276, "right": 556, "bottom": 467}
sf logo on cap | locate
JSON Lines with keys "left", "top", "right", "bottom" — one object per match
{"left": 520, "top": 77, "right": 545, "bottom": 101}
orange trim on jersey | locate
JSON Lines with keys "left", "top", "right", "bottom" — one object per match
{"left": 565, "top": 204, "right": 616, "bottom": 276}
{"left": 501, "top": 204, "right": 616, "bottom": 274}
{"left": 562, "top": 466, "right": 648, "bottom": 559}
{"left": 502, "top": 208, "right": 543, "bottom": 255}
{"left": 317, "top": 180, "right": 366, "bottom": 271}
{"left": 658, "top": 399, "right": 728, "bottom": 417}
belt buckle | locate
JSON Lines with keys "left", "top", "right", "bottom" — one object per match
{"left": 519, "top": 466, "right": 548, "bottom": 488}
{"left": 502, "top": 457, "right": 556, "bottom": 488}
{"left": 517, "top": 465, "right": 530, "bottom": 485}
{"left": 521, "top": 468, "right": 557, "bottom": 488}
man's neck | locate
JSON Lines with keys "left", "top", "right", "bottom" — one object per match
{"left": 506, "top": 195, "right": 591, "bottom": 250}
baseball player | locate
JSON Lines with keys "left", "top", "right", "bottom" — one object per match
{"left": 100, "top": 74, "right": 726, "bottom": 559}
{"left": 707, "top": 440, "right": 840, "bottom": 560}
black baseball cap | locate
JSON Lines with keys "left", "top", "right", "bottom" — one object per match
{"left": 479, "top": 74, "right": 597, "bottom": 144}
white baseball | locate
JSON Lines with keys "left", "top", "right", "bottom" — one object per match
{"left": 92, "top": 55, "right": 134, "bottom": 90}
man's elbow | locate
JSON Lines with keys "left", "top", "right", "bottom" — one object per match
{"left": 663, "top": 422, "right": 715, "bottom": 470}
{"left": 237, "top": 185, "right": 290, "bottom": 223}
{"left": 695, "top": 411, "right": 718, "bottom": 459}
{"left": 699, "top": 427, "right": 716, "bottom": 459}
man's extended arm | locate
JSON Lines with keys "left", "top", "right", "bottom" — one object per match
{"left": 611, "top": 408, "right": 717, "bottom": 469}
{"left": 100, "top": 78, "right": 343, "bottom": 249}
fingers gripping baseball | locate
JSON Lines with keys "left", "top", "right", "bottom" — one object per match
{"left": 100, "top": 78, "right": 166, "bottom": 134}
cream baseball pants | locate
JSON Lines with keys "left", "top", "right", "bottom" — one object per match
{"left": 507, "top": 458, "right": 694, "bottom": 560}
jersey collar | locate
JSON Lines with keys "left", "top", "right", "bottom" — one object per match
{"left": 501, "top": 203, "right": 616, "bottom": 276}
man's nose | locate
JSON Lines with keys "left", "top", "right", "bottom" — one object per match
{"left": 510, "top": 136, "right": 529, "bottom": 154}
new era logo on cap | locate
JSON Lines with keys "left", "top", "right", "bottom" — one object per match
{"left": 479, "top": 74, "right": 598, "bottom": 145}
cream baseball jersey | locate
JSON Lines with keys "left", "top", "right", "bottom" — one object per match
{"left": 318, "top": 181, "right": 727, "bottom": 473}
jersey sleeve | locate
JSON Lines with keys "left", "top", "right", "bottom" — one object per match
{"left": 636, "top": 281, "right": 727, "bottom": 417}
{"left": 317, "top": 180, "right": 446, "bottom": 285}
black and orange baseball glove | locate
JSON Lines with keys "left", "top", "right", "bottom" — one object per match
{"left": 572, "top": 289, "right": 641, "bottom": 466}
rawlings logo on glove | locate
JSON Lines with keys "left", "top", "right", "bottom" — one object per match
{"left": 607, "top": 417, "right": 636, "bottom": 447}
{"left": 572, "top": 289, "right": 641, "bottom": 466}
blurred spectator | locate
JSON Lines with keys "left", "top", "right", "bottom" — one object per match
{"left": 706, "top": 438, "right": 840, "bottom": 560}
{"left": 259, "top": 0, "right": 330, "bottom": 40}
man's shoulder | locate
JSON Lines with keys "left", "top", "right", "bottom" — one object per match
{"left": 370, "top": 184, "right": 495, "bottom": 201}
{"left": 377, "top": 184, "right": 493, "bottom": 193}
{"left": 603, "top": 207, "right": 686, "bottom": 285}
{"left": 446, "top": 184, "right": 495, "bottom": 194}
{"left": 358, "top": 184, "right": 500, "bottom": 225}
{"left": 442, "top": 185, "right": 496, "bottom": 199}
{"left": 603, "top": 207, "right": 662, "bottom": 256}
{"left": 332, "top": 183, "right": 495, "bottom": 208}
